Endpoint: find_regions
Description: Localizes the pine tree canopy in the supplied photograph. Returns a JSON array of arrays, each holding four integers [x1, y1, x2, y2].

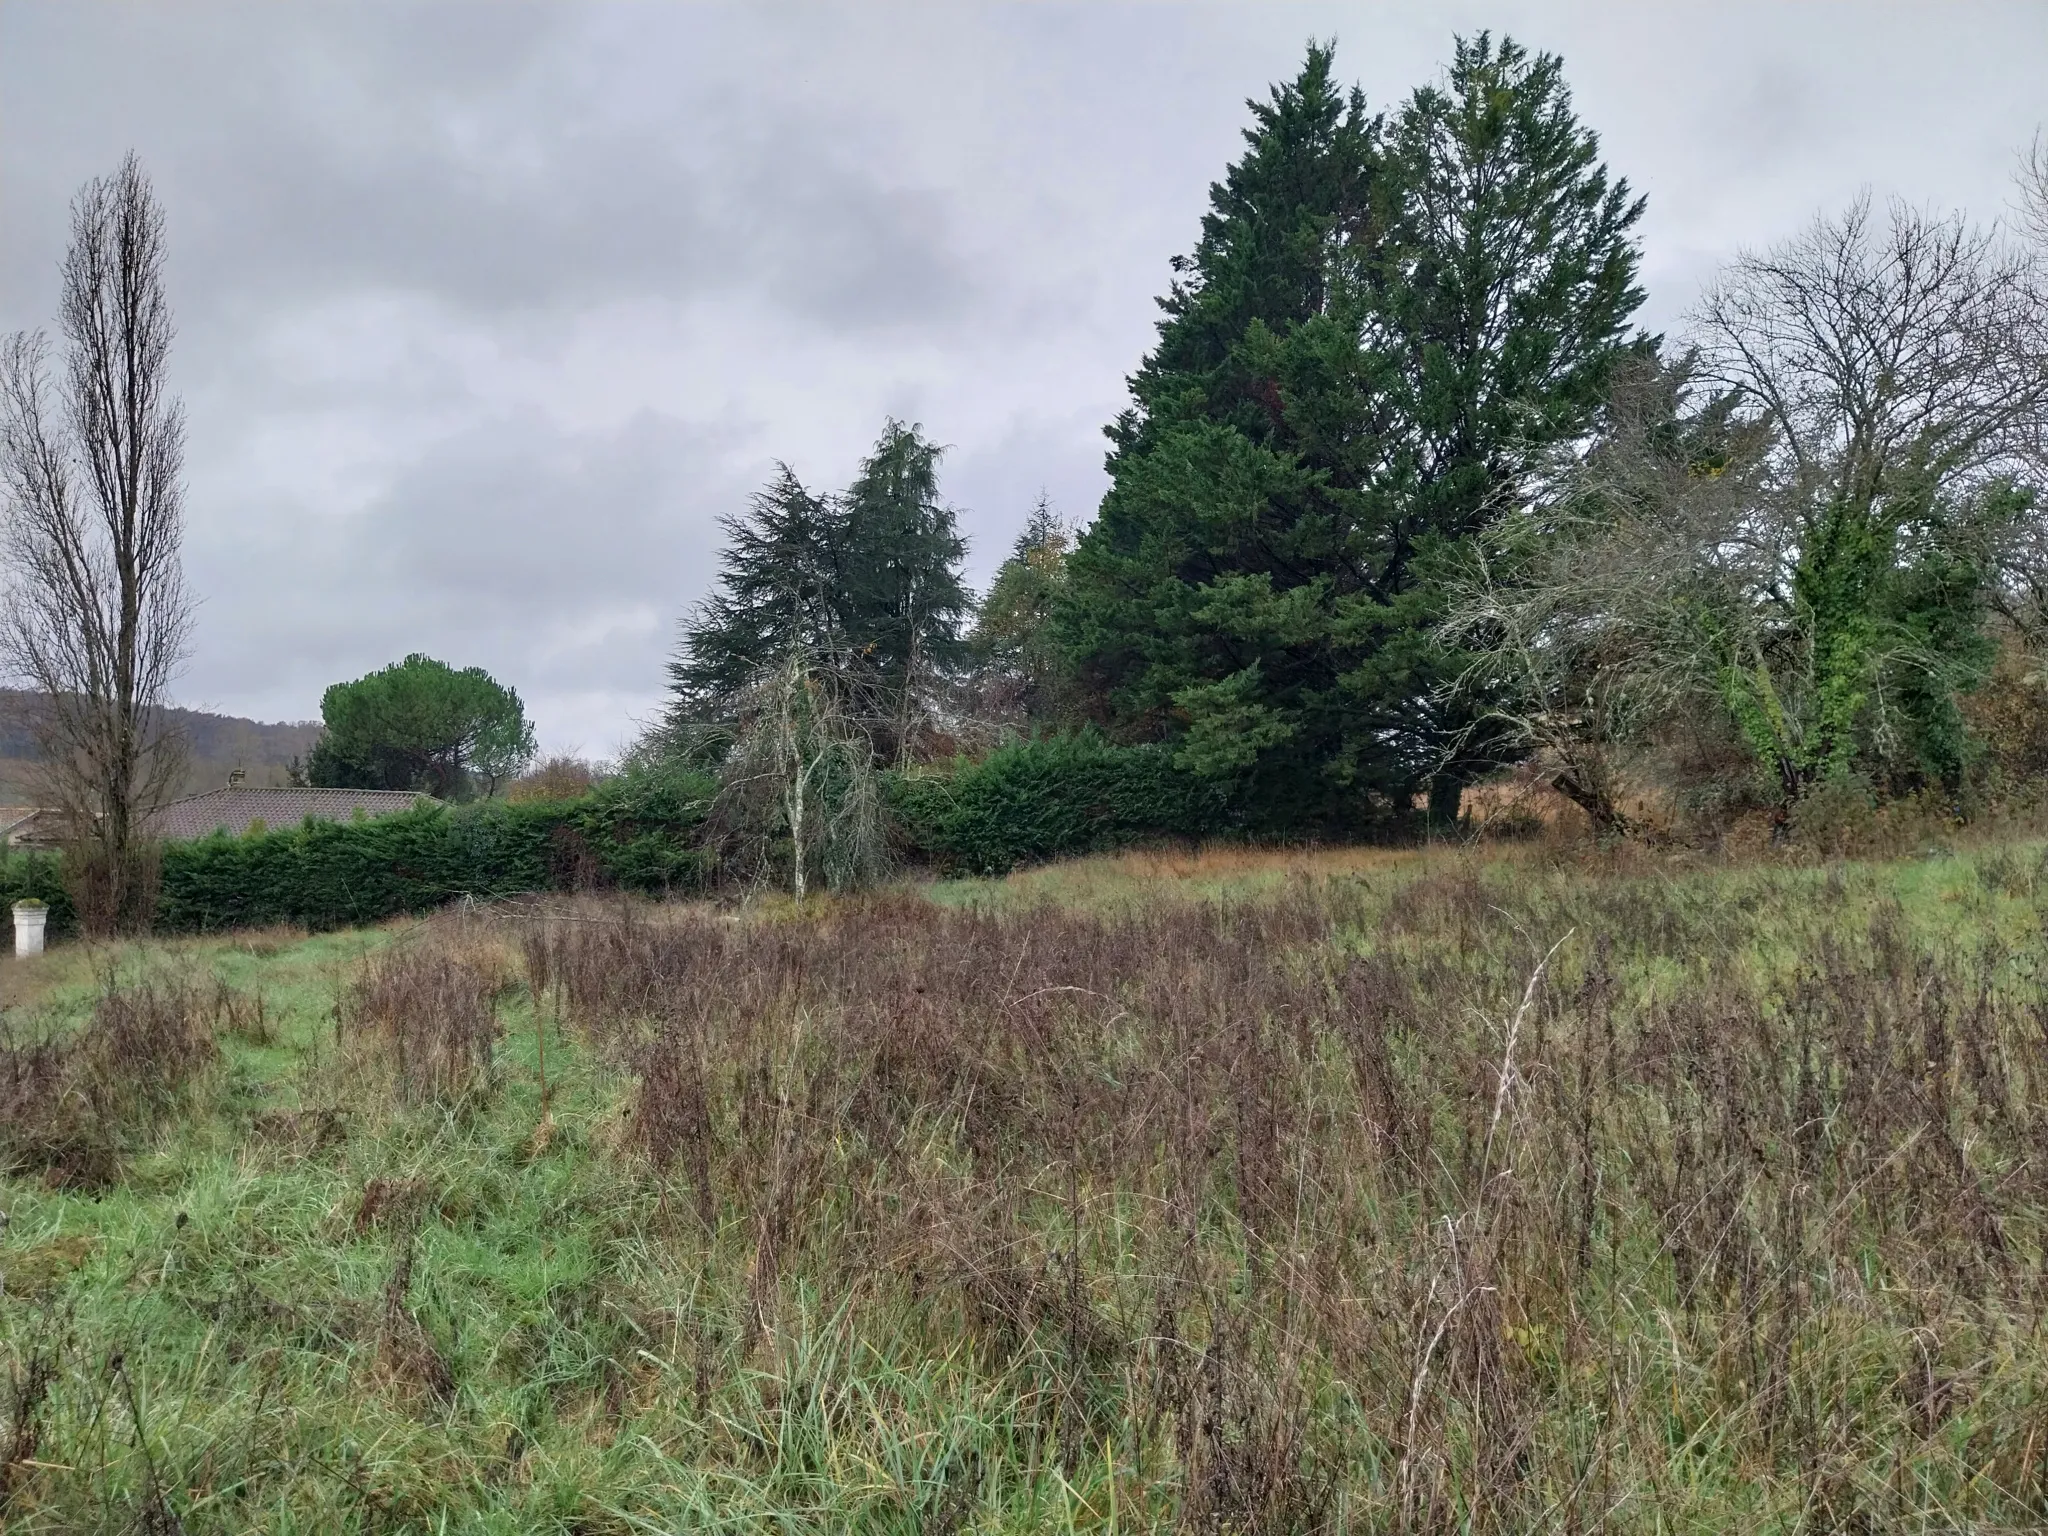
[[668, 465, 841, 719], [308, 653, 536, 801], [1057, 36, 1646, 830], [838, 419, 972, 699], [667, 421, 970, 759]]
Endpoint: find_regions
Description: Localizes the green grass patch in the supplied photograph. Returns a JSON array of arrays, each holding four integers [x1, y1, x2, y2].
[[4, 844, 2048, 1530]]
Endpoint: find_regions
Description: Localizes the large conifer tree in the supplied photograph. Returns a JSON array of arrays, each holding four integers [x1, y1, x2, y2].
[[1370, 33, 1647, 815], [837, 420, 972, 757], [1058, 37, 1644, 827], [1057, 44, 1396, 828], [666, 421, 969, 763], [667, 465, 841, 721]]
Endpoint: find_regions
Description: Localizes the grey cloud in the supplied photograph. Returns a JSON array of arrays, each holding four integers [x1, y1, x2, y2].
[[184, 107, 977, 328], [186, 409, 752, 735], [4, 6, 982, 336], [4, 2, 2044, 750], [943, 409, 1115, 586]]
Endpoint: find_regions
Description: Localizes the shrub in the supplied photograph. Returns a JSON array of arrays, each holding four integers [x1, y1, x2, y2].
[[890, 732, 1233, 875], [346, 944, 504, 1106], [570, 763, 720, 894], [0, 973, 216, 1188], [506, 754, 600, 804], [1963, 635, 2048, 792], [0, 851, 72, 935]]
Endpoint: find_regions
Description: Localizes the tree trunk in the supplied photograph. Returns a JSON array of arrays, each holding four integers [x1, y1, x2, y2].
[[1548, 770, 1636, 840], [1427, 776, 1464, 826]]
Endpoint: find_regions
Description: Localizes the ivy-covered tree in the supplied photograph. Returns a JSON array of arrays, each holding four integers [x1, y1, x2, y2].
[[1057, 37, 1646, 829], [308, 653, 536, 800], [1443, 197, 2048, 836], [1689, 197, 2048, 815]]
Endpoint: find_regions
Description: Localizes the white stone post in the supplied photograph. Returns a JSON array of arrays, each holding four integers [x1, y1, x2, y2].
[[12, 901, 48, 958]]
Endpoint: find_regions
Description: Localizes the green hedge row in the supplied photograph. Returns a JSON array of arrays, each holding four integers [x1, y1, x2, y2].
[[11, 740, 1225, 940], [890, 732, 1233, 876], [156, 769, 715, 933]]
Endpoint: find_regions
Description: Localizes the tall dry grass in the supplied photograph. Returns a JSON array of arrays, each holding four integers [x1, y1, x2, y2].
[[512, 862, 2048, 1530], [0, 971, 216, 1189], [4, 852, 2047, 1530]]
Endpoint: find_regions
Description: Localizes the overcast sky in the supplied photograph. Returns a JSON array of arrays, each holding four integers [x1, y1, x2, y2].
[[3, 2, 2044, 755]]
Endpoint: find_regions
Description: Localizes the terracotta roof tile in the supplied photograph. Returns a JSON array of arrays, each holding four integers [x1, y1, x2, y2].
[[146, 787, 434, 842]]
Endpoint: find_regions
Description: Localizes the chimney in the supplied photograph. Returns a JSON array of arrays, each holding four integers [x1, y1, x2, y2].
[[228, 767, 247, 789]]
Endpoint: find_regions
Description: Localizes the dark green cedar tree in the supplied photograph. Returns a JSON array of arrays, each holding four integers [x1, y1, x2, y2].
[[837, 420, 972, 759], [1057, 43, 1394, 830], [666, 421, 970, 762], [667, 464, 841, 720]]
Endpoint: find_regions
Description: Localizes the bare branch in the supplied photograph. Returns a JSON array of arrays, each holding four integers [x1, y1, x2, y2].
[[2018, 130, 2048, 250], [0, 154, 191, 930]]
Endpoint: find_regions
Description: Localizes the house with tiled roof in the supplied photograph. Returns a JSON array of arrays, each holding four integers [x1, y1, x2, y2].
[[145, 780, 435, 841], [0, 806, 52, 847]]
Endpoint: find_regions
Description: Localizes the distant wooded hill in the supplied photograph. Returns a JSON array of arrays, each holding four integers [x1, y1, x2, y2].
[[0, 690, 322, 804]]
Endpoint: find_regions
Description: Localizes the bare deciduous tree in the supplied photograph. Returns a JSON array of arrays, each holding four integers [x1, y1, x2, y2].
[[0, 155, 192, 930], [1998, 132, 2048, 642], [1695, 193, 2048, 517], [1440, 355, 1770, 835], [704, 643, 889, 904], [1446, 196, 2048, 833], [2019, 130, 2048, 249]]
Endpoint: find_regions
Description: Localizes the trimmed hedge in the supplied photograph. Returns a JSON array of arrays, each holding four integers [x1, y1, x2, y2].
[[156, 769, 715, 933], [891, 732, 1232, 876], [12, 741, 1230, 937]]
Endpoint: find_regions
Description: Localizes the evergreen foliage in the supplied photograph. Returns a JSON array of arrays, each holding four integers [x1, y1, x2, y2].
[[1057, 38, 1645, 829], [667, 466, 840, 718], [839, 421, 972, 758], [890, 733, 1230, 875], [668, 420, 969, 764], [969, 496, 1076, 723], [1057, 44, 1390, 829], [1719, 482, 2020, 807], [154, 765, 714, 932], [1369, 33, 1648, 813], [308, 654, 536, 801]]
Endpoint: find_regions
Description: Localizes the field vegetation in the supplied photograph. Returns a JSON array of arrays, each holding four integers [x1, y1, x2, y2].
[[2, 33, 2047, 1536], [6, 838, 2048, 1532]]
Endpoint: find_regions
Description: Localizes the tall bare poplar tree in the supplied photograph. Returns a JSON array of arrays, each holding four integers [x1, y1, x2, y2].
[[0, 154, 192, 930]]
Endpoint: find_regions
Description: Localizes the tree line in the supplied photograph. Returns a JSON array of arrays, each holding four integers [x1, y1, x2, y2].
[[6, 38, 2047, 926], [669, 36, 2048, 878]]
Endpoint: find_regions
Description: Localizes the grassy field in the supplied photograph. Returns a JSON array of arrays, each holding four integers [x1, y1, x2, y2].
[[4, 839, 2048, 1532]]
